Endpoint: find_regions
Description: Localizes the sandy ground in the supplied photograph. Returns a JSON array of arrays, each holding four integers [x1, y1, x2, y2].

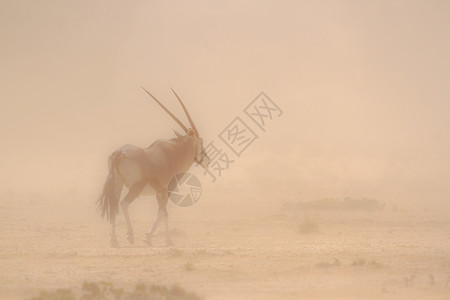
[[1, 190, 449, 300]]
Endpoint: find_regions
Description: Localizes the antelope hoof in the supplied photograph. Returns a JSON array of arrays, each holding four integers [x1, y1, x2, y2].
[[111, 239, 119, 248], [144, 235, 153, 247], [127, 233, 134, 245]]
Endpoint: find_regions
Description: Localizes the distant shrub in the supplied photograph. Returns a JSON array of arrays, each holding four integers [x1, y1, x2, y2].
[[29, 288, 76, 300], [183, 262, 196, 272], [351, 258, 366, 266], [297, 214, 318, 234], [315, 258, 340, 268], [28, 281, 202, 300], [284, 197, 385, 211], [351, 258, 381, 268]]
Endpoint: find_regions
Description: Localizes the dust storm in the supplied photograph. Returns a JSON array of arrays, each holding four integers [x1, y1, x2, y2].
[[1, 1, 450, 299]]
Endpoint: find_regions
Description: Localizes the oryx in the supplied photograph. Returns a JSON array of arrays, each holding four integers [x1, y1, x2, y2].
[[98, 87, 210, 247]]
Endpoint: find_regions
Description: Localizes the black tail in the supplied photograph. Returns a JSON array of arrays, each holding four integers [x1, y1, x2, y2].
[[97, 150, 122, 221]]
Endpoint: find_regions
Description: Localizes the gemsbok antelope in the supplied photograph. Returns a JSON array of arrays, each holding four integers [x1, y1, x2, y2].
[[98, 87, 210, 247]]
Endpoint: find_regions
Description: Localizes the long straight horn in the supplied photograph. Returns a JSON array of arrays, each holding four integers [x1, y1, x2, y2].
[[170, 88, 198, 135], [141, 87, 188, 133]]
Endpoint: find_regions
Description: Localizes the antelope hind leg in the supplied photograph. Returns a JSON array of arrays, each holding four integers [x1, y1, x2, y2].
[[110, 215, 119, 248], [121, 182, 146, 244]]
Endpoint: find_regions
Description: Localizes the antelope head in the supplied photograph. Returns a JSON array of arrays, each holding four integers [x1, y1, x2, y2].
[[141, 87, 210, 170]]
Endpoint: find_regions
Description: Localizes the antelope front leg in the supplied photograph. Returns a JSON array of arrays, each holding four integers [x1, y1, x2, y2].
[[110, 214, 119, 248], [144, 209, 164, 246], [164, 212, 173, 246], [145, 189, 172, 246], [160, 189, 173, 246]]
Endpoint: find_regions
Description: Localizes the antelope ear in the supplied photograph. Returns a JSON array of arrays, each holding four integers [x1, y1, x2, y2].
[[173, 129, 184, 138], [187, 129, 195, 136]]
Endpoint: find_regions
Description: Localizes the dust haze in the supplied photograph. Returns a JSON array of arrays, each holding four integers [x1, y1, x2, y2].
[[1, 1, 449, 299]]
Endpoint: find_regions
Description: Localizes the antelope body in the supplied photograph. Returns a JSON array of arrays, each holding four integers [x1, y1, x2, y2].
[[98, 88, 209, 247]]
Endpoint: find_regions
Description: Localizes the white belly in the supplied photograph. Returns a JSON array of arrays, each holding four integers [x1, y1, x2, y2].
[[116, 158, 157, 196]]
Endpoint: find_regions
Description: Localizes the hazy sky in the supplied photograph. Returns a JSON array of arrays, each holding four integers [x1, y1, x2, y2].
[[1, 1, 449, 207]]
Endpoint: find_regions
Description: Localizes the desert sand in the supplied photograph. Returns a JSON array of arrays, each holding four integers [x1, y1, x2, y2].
[[1, 189, 449, 299]]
